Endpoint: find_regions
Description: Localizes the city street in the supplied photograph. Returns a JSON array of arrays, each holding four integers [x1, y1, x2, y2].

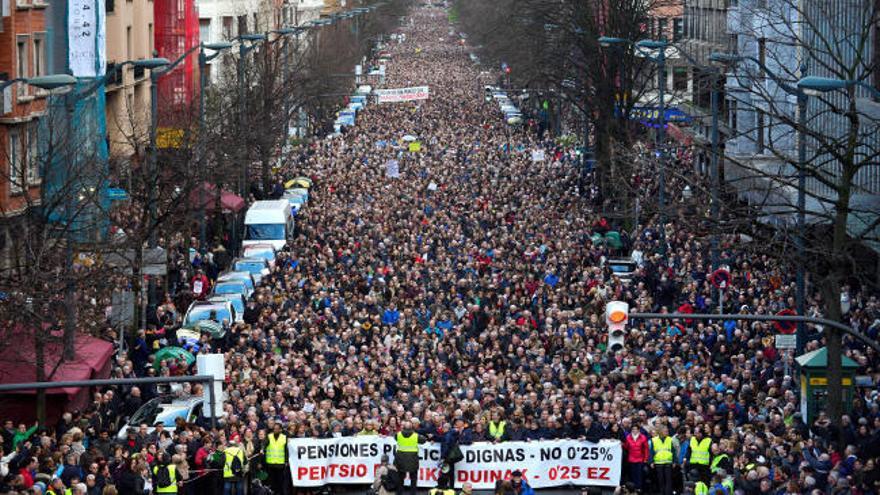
[[1, 0, 879, 494]]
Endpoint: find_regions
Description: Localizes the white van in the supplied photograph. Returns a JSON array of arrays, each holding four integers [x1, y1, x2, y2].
[[243, 200, 294, 251]]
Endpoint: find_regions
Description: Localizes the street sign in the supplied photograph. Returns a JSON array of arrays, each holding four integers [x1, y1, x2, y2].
[[711, 268, 731, 290], [775, 309, 797, 334], [775, 334, 797, 349]]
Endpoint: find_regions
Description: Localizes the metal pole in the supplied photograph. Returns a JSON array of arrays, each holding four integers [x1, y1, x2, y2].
[[796, 93, 807, 355], [710, 78, 720, 270], [198, 45, 208, 251], [628, 312, 880, 353], [238, 43, 248, 201], [64, 97, 78, 361], [147, 73, 159, 322], [656, 49, 667, 257], [0, 375, 212, 392]]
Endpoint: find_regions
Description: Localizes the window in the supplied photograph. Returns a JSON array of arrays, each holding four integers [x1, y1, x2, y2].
[[673, 67, 688, 91], [32, 35, 45, 77], [148, 24, 154, 55], [756, 109, 765, 153], [16, 37, 28, 97], [199, 19, 211, 44], [126, 26, 132, 60], [673, 18, 684, 41], [26, 123, 38, 184], [657, 18, 667, 40], [8, 129, 21, 194], [106, 0, 114, 13], [223, 17, 233, 39], [238, 15, 247, 35]]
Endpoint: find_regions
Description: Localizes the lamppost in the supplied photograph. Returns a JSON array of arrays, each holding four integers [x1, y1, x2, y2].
[[711, 52, 809, 354], [0, 74, 75, 92], [197, 42, 234, 250], [599, 36, 669, 256]]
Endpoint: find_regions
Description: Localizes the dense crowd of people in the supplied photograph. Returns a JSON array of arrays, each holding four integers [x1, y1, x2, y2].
[[2, 3, 880, 495]]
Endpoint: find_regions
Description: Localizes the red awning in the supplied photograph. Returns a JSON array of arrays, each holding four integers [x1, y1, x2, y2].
[[667, 123, 694, 146], [189, 182, 246, 213]]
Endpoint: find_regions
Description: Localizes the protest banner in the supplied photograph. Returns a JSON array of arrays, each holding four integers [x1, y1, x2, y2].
[[375, 86, 431, 103], [287, 437, 621, 489], [385, 160, 400, 178], [409, 142, 422, 152], [531, 150, 546, 162]]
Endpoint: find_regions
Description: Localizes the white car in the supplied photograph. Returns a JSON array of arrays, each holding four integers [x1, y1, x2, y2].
[[182, 300, 236, 331], [116, 397, 204, 441], [241, 243, 277, 269]]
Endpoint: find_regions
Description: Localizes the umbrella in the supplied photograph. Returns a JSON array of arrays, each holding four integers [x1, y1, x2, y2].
[[284, 177, 312, 189], [190, 320, 225, 339], [153, 346, 195, 369], [402, 135, 417, 142]]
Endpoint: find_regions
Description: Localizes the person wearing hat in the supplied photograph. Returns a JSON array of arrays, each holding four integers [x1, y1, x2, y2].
[[509, 470, 534, 495], [265, 422, 289, 495]]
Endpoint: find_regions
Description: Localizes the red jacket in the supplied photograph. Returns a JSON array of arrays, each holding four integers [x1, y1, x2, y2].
[[624, 433, 650, 463], [191, 274, 209, 300]]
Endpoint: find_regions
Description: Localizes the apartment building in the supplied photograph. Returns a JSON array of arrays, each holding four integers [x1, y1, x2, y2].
[[198, 0, 323, 83], [0, 0, 49, 264], [104, 0, 154, 158]]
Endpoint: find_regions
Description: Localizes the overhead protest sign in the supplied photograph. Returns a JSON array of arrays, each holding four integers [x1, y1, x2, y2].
[[287, 437, 621, 489], [385, 159, 400, 178], [375, 86, 431, 103]]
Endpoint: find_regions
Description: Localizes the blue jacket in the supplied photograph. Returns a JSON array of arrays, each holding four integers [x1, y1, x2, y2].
[[440, 428, 473, 460], [514, 479, 535, 495]]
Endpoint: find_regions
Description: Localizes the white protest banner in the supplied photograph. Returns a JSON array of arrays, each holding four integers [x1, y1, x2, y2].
[[385, 159, 400, 178], [69, 0, 106, 78], [374, 86, 431, 104], [288, 437, 621, 489], [531, 150, 546, 162]]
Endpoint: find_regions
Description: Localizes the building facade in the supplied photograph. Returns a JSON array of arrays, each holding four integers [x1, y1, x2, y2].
[[0, 0, 49, 265], [104, 0, 154, 159]]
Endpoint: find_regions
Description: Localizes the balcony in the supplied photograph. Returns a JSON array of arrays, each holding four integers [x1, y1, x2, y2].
[[105, 63, 121, 87]]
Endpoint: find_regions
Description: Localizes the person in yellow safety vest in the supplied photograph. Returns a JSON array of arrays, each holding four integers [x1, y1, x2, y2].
[[687, 428, 712, 483], [695, 481, 709, 495], [46, 477, 66, 495], [650, 425, 676, 495], [709, 441, 732, 475], [265, 423, 289, 495], [428, 488, 456, 495], [153, 460, 178, 494], [395, 420, 425, 495], [222, 440, 246, 495], [488, 411, 506, 442]]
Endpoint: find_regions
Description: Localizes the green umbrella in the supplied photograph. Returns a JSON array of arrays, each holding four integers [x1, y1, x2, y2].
[[190, 320, 225, 339], [153, 346, 195, 369], [604, 231, 623, 250]]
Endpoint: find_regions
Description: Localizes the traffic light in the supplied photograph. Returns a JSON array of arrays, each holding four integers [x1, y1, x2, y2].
[[605, 301, 629, 352]]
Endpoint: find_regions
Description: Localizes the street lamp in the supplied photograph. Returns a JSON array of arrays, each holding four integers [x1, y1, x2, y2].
[[0, 74, 76, 92], [712, 51, 809, 353], [796, 76, 880, 98], [598, 36, 670, 256]]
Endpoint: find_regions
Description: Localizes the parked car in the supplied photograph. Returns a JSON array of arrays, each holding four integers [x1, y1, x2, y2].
[[116, 397, 204, 441], [241, 243, 277, 269], [232, 257, 271, 285], [606, 258, 638, 283], [217, 271, 256, 296], [182, 300, 236, 333], [208, 294, 245, 323]]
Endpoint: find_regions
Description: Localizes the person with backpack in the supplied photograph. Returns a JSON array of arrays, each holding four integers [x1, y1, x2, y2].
[[221, 439, 246, 495], [152, 452, 178, 494], [372, 454, 398, 495]]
